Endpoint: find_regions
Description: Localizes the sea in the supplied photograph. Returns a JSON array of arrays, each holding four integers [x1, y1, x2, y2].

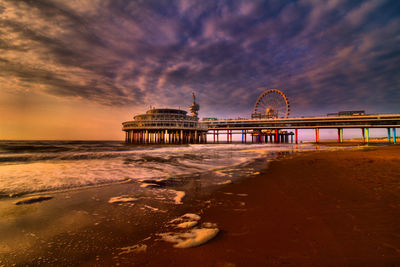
[[0, 140, 320, 198], [0, 140, 329, 265]]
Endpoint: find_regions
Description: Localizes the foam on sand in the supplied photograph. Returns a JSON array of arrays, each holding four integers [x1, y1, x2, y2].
[[108, 196, 138, 204], [118, 244, 147, 255], [177, 221, 198, 228], [217, 179, 232, 185], [169, 213, 201, 223], [173, 191, 185, 204], [15, 195, 53, 205], [159, 228, 219, 248], [160, 213, 218, 248]]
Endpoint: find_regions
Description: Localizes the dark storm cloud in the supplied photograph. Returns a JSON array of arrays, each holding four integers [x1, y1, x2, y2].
[[0, 0, 399, 115]]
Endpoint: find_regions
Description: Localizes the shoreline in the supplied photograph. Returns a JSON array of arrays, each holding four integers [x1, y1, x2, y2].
[[1, 144, 400, 266]]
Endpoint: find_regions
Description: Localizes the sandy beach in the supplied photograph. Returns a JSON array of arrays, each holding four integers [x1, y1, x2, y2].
[[126, 144, 400, 266], [1, 144, 400, 266]]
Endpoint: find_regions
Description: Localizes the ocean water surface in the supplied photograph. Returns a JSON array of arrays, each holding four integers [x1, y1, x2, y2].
[[0, 140, 318, 197]]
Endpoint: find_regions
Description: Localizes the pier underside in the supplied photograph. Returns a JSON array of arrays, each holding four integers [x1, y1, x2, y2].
[[124, 129, 207, 144]]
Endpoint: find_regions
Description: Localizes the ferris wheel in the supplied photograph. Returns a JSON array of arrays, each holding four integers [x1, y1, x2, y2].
[[251, 89, 290, 119]]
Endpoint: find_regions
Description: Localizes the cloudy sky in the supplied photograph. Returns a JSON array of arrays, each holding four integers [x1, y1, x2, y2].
[[0, 0, 399, 139]]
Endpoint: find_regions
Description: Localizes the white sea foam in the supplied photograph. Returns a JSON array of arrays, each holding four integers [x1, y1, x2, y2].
[[159, 228, 219, 248], [173, 191, 185, 204], [169, 213, 201, 224], [161, 213, 218, 247], [217, 179, 232, 185], [177, 221, 198, 228], [182, 213, 201, 220], [108, 196, 138, 204], [118, 244, 147, 255]]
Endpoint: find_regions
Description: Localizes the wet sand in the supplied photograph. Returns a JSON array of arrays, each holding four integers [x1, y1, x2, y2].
[[130, 145, 400, 266], [1, 145, 400, 266]]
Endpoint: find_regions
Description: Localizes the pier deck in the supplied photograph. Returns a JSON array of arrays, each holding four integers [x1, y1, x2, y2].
[[201, 114, 400, 143]]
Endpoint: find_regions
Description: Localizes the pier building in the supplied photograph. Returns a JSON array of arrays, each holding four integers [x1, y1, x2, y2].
[[122, 94, 207, 144]]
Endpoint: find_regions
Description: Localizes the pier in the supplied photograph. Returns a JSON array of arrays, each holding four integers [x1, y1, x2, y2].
[[123, 90, 399, 144], [201, 113, 400, 144]]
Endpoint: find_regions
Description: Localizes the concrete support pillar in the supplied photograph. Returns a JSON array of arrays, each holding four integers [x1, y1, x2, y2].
[[338, 128, 343, 143], [393, 128, 397, 144], [244, 130, 247, 143], [145, 130, 149, 144], [315, 128, 320, 143], [388, 128, 392, 143], [180, 130, 183, 144], [217, 130, 219, 143], [213, 130, 215, 143], [295, 129, 298, 144], [366, 128, 369, 143], [195, 130, 198, 144], [275, 129, 279, 143], [362, 128, 365, 144]]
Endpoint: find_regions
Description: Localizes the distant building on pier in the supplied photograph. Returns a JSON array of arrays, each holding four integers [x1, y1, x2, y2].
[[122, 94, 208, 144]]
